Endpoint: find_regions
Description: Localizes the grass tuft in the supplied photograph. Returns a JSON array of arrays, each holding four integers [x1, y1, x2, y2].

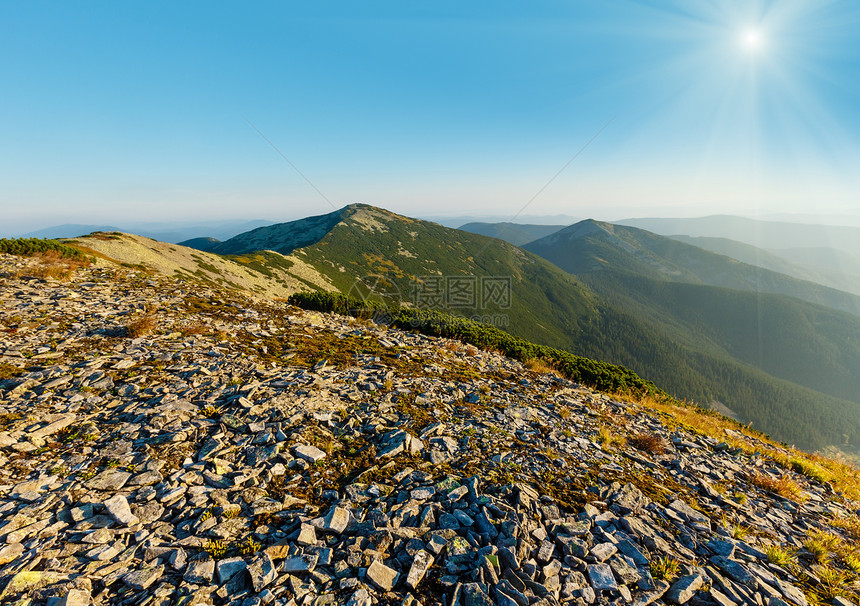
[[831, 515, 860, 541], [750, 471, 806, 502], [204, 539, 227, 559], [765, 544, 796, 569], [804, 531, 841, 564], [815, 565, 850, 600], [627, 432, 666, 454], [524, 357, 557, 374], [127, 314, 157, 338], [200, 405, 220, 419], [597, 425, 626, 449], [650, 556, 680, 581]]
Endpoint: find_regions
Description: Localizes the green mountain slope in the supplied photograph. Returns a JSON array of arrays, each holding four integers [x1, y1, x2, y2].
[[524, 220, 860, 316], [216, 205, 605, 350], [210, 208, 347, 256], [458, 222, 565, 246], [210, 205, 860, 452], [579, 270, 860, 406]]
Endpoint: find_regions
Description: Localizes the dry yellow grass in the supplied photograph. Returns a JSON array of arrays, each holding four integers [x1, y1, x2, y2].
[[831, 515, 860, 542], [18, 251, 91, 281], [179, 322, 208, 336], [597, 425, 626, 449], [126, 314, 157, 338], [621, 393, 860, 502], [524, 357, 558, 375], [750, 471, 806, 502]]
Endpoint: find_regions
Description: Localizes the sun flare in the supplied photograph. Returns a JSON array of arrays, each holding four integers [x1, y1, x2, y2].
[[741, 28, 765, 53]]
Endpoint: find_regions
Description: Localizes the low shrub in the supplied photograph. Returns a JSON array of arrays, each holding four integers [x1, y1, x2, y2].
[[0, 238, 89, 259], [287, 291, 668, 400]]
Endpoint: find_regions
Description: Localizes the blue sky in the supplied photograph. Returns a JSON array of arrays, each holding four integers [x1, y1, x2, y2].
[[2, 0, 860, 234]]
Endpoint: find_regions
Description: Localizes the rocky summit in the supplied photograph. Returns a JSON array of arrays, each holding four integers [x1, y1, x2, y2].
[[0, 252, 859, 606]]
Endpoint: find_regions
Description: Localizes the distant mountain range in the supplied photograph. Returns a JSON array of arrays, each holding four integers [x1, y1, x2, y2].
[[668, 235, 860, 297], [617, 215, 860, 289], [459, 216, 860, 298], [175, 204, 860, 453], [420, 213, 581, 228], [458, 222, 566, 246], [616, 215, 860, 254]]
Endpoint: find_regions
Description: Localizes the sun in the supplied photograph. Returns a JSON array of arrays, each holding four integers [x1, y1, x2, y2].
[[740, 28, 765, 53]]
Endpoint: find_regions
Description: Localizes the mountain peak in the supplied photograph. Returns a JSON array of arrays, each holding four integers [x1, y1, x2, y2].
[[530, 219, 614, 246], [201, 204, 425, 256]]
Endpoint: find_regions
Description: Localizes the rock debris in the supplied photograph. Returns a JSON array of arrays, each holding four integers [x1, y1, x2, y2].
[[0, 254, 857, 606]]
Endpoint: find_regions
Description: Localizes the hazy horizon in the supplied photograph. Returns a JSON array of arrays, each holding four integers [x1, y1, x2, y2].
[[11, 205, 860, 243], [3, 1, 859, 234]]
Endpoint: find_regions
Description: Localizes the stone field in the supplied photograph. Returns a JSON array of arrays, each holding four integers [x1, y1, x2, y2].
[[0, 254, 858, 606]]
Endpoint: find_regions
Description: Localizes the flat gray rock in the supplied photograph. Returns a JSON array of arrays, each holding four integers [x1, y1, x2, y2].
[[292, 444, 326, 463], [366, 559, 398, 591], [247, 553, 277, 592], [184, 559, 215, 585], [103, 494, 139, 526], [405, 549, 434, 589], [123, 565, 164, 590], [346, 588, 372, 606], [710, 555, 757, 587], [216, 557, 247, 585], [461, 583, 494, 606], [590, 542, 618, 562], [588, 562, 618, 591], [57, 589, 90, 606], [85, 469, 131, 491], [322, 506, 350, 534], [283, 554, 318, 573], [666, 574, 705, 605]]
